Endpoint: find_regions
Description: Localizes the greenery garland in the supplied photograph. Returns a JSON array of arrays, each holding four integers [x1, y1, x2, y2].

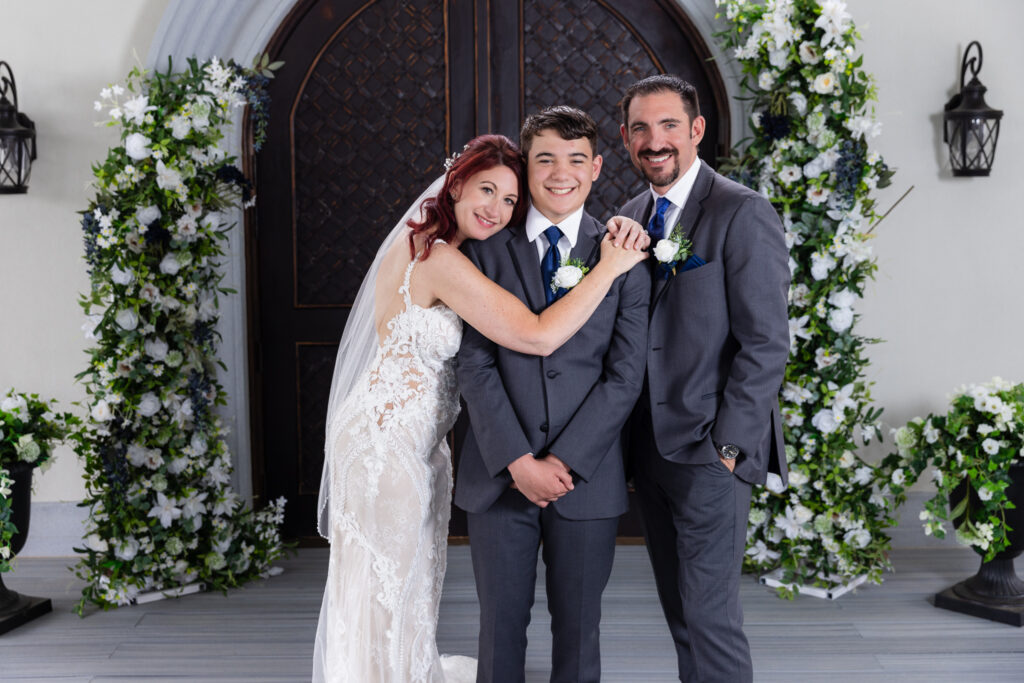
[[715, 0, 897, 595], [74, 56, 285, 612], [1, 390, 78, 572]]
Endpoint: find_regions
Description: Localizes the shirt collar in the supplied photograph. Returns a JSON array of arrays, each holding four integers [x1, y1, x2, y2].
[[649, 156, 701, 211], [524, 203, 584, 247]]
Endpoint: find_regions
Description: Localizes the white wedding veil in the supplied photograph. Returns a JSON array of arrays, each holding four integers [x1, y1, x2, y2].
[[317, 174, 446, 539]]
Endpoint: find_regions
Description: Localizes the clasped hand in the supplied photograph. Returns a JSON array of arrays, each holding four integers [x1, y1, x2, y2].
[[508, 453, 574, 508]]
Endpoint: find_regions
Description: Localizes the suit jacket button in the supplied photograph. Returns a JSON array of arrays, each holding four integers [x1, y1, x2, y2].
[[539, 422, 549, 433], [651, 346, 662, 351], [546, 370, 559, 379]]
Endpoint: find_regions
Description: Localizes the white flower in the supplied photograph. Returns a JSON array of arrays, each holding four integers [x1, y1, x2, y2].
[[197, 292, 218, 322], [788, 91, 808, 117], [126, 444, 149, 467], [845, 114, 882, 140], [843, 528, 871, 549], [122, 95, 156, 125], [978, 486, 994, 502], [91, 400, 113, 422], [148, 492, 183, 529], [788, 469, 809, 487], [838, 451, 857, 469], [778, 165, 802, 185], [806, 186, 832, 206], [793, 505, 814, 525], [138, 392, 161, 417], [85, 533, 109, 553], [852, 466, 873, 486], [811, 408, 841, 435], [110, 265, 134, 286], [788, 315, 812, 351], [552, 265, 584, 291], [144, 338, 169, 362], [136, 204, 161, 227], [827, 289, 856, 309], [746, 539, 780, 564], [982, 438, 1001, 455], [922, 421, 940, 444], [190, 432, 208, 456], [124, 133, 152, 161], [782, 382, 812, 405], [810, 251, 836, 280], [1, 394, 27, 415], [114, 537, 140, 561], [15, 434, 41, 462], [827, 306, 853, 333], [764, 472, 787, 494], [159, 253, 181, 276], [811, 72, 837, 95], [815, 0, 852, 47], [115, 309, 139, 331], [789, 283, 810, 307], [891, 468, 906, 486], [758, 70, 776, 90], [181, 491, 209, 519], [168, 114, 192, 140], [798, 41, 821, 65], [653, 239, 680, 263], [155, 160, 184, 192], [139, 282, 162, 303]]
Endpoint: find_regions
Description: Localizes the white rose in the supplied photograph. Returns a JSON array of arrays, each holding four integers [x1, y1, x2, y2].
[[793, 505, 814, 525], [115, 309, 138, 331], [811, 408, 841, 434], [85, 533, 109, 553], [135, 204, 161, 227], [828, 289, 857, 309], [114, 537, 140, 561], [653, 239, 679, 263], [764, 472, 787, 494], [138, 392, 161, 417], [190, 432, 209, 456], [789, 91, 808, 116], [827, 307, 854, 333], [91, 400, 113, 422], [144, 338, 169, 362], [552, 265, 584, 290], [124, 133, 152, 161], [168, 115, 192, 140], [812, 73, 837, 95], [798, 41, 821, 65], [838, 451, 857, 469], [159, 253, 181, 276], [843, 528, 871, 549], [1, 395, 27, 415], [110, 265, 135, 286], [788, 469, 809, 487]]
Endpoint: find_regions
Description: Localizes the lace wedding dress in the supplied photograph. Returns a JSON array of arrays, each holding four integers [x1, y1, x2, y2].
[[312, 246, 476, 682]]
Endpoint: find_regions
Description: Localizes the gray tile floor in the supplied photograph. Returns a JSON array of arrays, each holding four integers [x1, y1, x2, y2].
[[1, 546, 1022, 681]]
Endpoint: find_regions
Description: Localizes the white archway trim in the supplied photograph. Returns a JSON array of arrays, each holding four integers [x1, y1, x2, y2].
[[147, 0, 300, 500]]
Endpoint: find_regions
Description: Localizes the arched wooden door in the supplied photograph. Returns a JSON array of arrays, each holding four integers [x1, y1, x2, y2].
[[250, 0, 729, 541]]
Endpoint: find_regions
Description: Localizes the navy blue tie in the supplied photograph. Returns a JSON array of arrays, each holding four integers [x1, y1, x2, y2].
[[541, 225, 564, 305], [647, 196, 672, 241]]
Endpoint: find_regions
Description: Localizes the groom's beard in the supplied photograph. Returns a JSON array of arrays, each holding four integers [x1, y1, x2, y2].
[[639, 147, 680, 189]]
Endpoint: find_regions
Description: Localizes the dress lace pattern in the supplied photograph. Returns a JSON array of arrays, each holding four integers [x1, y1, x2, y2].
[[313, 248, 473, 682]]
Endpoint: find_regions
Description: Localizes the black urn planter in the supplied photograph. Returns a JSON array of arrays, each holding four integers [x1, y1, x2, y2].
[[934, 461, 1024, 626], [0, 461, 52, 635]]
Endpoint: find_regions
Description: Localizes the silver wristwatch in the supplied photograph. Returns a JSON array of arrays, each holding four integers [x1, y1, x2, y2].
[[716, 443, 740, 460]]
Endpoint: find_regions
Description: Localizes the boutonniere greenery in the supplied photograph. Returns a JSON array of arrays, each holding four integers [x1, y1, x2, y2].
[[652, 222, 693, 278], [550, 257, 590, 294]]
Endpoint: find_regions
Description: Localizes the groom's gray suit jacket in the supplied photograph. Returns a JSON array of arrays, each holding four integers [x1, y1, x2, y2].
[[454, 212, 650, 519], [621, 161, 790, 486]]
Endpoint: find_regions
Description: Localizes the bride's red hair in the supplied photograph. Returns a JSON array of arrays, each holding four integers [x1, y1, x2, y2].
[[407, 134, 527, 259]]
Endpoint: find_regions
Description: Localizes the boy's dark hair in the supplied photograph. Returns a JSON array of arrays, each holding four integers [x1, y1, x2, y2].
[[620, 74, 700, 126], [520, 105, 599, 156]]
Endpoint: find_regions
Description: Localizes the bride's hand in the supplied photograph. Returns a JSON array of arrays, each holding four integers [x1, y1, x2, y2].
[[606, 216, 651, 251], [600, 230, 649, 275]]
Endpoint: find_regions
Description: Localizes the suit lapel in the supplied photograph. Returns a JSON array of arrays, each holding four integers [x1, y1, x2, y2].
[[505, 225, 546, 312], [573, 213, 602, 269], [650, 161, 715, 314]]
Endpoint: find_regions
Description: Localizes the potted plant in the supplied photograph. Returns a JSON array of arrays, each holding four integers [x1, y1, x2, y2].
[[880, 377, 1024, 625], [0, 389, 78, 634]]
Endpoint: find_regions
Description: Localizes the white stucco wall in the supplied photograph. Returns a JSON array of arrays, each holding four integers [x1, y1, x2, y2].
[[2, 0, 1023, 552], [0, 0, 170, 504]]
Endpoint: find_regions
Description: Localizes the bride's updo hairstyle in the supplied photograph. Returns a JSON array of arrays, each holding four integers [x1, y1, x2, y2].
[[407, 134, 527, 258]]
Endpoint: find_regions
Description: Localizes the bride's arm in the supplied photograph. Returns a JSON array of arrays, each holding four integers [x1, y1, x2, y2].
[[420, 236, 646, 356]]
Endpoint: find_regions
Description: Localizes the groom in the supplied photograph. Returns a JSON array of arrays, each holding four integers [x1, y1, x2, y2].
[[455, 106, 649, 683], [618, 75, 790, 682]]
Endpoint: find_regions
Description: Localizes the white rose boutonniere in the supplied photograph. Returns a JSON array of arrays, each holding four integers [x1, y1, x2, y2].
[[550, 257, 590, 295], [653, 222, 693, 279]]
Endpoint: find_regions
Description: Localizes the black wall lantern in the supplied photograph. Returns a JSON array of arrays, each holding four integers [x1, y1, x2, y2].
[[0, 61, 37, 193], [943, 41, 1002, 177]]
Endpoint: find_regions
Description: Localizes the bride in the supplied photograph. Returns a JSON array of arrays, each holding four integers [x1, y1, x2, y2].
[[312, 134, 648, 682]]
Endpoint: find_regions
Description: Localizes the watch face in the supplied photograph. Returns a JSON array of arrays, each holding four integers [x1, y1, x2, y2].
[[721, 444, 739, 459]]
